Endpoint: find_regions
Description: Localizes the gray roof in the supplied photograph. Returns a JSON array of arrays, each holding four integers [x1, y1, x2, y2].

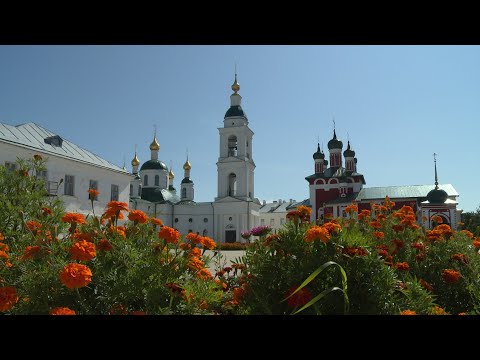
[[0, 122, 128, 174], [355, 184, 458, 201]]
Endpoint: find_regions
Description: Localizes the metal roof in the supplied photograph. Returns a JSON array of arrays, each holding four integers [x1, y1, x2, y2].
[[356, 184, 458, 201], [0, 122, 128, 174]]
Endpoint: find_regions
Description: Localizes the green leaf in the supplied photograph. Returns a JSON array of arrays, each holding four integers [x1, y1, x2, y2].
[[292, 287, 345, 315]]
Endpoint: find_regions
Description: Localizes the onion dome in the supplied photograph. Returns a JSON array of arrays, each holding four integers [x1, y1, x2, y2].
[[313, 143, 325, 160], [427, 187, 448, 204], [150, 135, 160, 151], [183, 159, 191, 171], [140, 159, 167, 171], [327, 129, 343, 150], [168, 169, 175, 180], [131, 153, 140, 167], [343, 141, 355, 157]]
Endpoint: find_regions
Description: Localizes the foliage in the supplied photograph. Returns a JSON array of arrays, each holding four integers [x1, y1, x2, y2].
[[461, 206, 480, 237], [0, 157, 231, 315]]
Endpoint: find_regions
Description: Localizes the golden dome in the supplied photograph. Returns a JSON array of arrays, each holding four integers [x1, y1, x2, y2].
[[168, 169, 175, 180], [150, 136, 160, 151], [131, 153, 140, 167], [183, 160, 191, 170], [231, 74, 240, 93]]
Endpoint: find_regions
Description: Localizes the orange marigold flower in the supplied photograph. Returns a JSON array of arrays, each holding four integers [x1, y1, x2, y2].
[[431, 215, 443, 224], [233, 286, 247, 302], [377, 249, 389, 258], [87, 188, 100, 199], [0, 286, 19, 312], [395, 262, 410, 271], [304, 226, 330, 243], [128, 210, 148, 224], [189, 247, 202, 258], [415, 253, 426, 262], [196, 268, 212, 280], [411, 242, 425, 251], [419, 279, 433, 292], [0, 250, 9, 260], [345, 204, 358, 214], [180, 243, 191, 251], [109, 303, 128, 315], [392, 224, 404, 233], [97, 239, 113, 252], [0, 243, 8, 252], [369, 220, 382, 229], [0, 233, 4, 241], [436, 224, 453, 238], [187, 257, 204, 271], [373, 231, 384, 239], [431, 306, 448, 315], [392, 239, 405, 249], [158, 226, 180, 244], [150, 217, 163, 226], [401, 215, 417, 227], [59, 263, 92, 289], [42, 207, 53, 216], [284, 286, 313, 308], [323, 222, 342, 235], [73, 232, 92, 242], [131, 311, 146, 315], [377, 214, 386, 222], [426, 229, 443, 242], [460, 230, 474, 239], [49, 307, 76, 315], [343, 247, 368, 257], [232, 263, 246, 271], [26, 220, 42, 234], [69, 240, 96, 261], [61, 213, 86, 224], [165, 282, 184, 294], [186, 232, 202, 245], [442, 269, 461, 284], [399, 205, 414, 215], [21, 245, 42, 260], [473, 240, 480, 248], [451, 253, 468, 264], [201, 236, 216, 250], [400, 310, 416, 315], [106, 201, 129, 213], [458, 312, 467, 315]]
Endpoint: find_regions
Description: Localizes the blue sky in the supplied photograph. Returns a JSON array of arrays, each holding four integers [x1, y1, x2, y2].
[[1, 45, 479, 212]]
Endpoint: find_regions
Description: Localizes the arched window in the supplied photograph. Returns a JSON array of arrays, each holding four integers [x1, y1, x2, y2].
[[144, 175, 148, 186], [181, 188, 187, 199], [138, 185, 141, 196], [228, 173, 237, 196], [228, 135, 238, 157], [154, 175, 159, 186]]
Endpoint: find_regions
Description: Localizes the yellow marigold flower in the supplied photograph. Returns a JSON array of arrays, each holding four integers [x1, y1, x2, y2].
[[59, 263, 92, 289], [304, 226, 330, 243], [400, 310, 416, 315], [128, 209, 148, 224], [50, 307, 76, 315], [61, 213, 86, 224], [158, 226, 180, 244], [0, 286, 19, 312], [69, 240, 96, 261]]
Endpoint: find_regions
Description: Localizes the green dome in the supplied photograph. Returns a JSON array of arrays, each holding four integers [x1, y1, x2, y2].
[[225, 105, 247, 119], [181, 177, 193, 184], [343, 141, 355, 157], [328, 130, 343, 150], [313, 144, 324, 160], [140, 159, 168, 171], [427, 187, 448, 204]]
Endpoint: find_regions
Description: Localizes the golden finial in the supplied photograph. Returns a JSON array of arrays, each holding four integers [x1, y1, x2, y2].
[[150, 125, 160, 151], [183, 159, 191, 171], [231, 65, 240, 93], [131, 145, 140, 166]]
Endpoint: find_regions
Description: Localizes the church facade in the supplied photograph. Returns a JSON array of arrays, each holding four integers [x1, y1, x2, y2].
[[306, 131, 462, 230], [129, 75, 261, 243]]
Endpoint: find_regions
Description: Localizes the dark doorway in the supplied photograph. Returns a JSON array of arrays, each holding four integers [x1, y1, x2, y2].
[[225, 230, 236, 243]]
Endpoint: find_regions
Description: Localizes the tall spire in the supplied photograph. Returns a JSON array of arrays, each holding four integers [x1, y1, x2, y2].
[[333, 116, 336, 139], [434, 153, 438, 189], [231, 66, 240, 94]]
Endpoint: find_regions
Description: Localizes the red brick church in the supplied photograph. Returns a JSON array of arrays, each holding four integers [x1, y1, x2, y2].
[[305, 129, 461, 230]]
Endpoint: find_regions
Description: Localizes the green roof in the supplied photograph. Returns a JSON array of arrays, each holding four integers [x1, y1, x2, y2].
[[141, 187, 180, 203], [225, 105, 247, 119], [140, 159, 168, 171], [356, 184, 458, 201]]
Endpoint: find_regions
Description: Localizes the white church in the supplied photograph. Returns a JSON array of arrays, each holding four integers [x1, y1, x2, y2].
[[129, 75, 262, 243]]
